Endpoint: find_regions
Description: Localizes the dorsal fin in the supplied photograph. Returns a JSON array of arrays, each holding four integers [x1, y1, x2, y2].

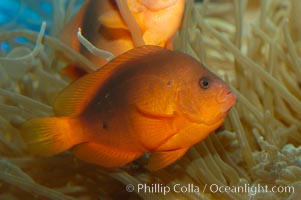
[[54, 45, 168, 116]]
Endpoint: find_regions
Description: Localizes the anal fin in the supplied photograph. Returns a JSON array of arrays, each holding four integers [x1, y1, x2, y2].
[[72, 142, 142, 168], [147, 147, 189, 171]]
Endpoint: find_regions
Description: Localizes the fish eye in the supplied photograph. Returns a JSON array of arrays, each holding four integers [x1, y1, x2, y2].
[[199, 77, 210, 89]]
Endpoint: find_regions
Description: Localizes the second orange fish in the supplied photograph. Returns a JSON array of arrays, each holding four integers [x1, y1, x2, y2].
[[60, 0, 185, 66]]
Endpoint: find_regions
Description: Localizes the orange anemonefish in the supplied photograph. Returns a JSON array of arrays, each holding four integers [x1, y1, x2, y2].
[[60, 0, 185, 78], [22, 45, 236, 170]]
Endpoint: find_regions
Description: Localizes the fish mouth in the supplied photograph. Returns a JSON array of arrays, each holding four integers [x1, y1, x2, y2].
[[177, 88, 236, 126], [139, 0, 178, 11], [216, 89, 236, 113]]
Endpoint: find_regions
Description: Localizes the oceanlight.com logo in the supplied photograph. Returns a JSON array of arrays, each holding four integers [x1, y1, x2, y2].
[[125, 183, 295, 196], [208, 184, 295, 196]]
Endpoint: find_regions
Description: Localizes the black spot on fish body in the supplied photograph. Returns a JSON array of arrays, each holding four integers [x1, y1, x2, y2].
[[102, 121, 108, 130], [166, 80, 172, 88]]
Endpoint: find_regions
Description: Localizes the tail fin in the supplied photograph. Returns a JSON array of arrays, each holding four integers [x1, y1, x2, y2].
[[21, 117, 83, 156]]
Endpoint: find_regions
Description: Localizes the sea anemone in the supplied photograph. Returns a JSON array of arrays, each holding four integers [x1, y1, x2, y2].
[[0, 0, 300, 199]]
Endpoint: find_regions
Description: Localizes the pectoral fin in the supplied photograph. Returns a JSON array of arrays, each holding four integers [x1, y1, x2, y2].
[[72, 142, 142, 168], [147, 148, 189, 171], [129, 110, 177, 151], [130, 75, 178, 117]]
